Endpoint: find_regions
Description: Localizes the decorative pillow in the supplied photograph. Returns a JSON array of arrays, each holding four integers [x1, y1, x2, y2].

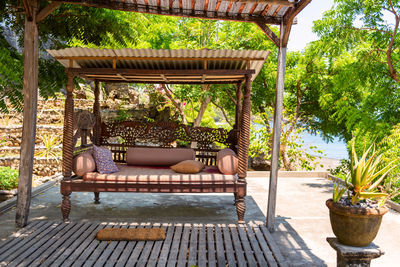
[[216, 148, 238, 175], [92, 145, 119, 174], [171, 160, 205, 174], [73, 150, 96, 177], [126, 147, 195, 166]]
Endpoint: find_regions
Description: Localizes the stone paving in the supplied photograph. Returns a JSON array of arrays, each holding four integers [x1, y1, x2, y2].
[[1, 176, 399, 266]]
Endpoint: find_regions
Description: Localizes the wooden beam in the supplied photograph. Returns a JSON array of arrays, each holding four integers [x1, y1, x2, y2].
[[93, 80, 101, 145], [266, 23, 287, 232], [92, 79, 242, 85], [67, 68, 256, 75], [36, 1, 62, 23], [112, 58, 117, 69], [55, 56, 267, 61], [281, 0, 311, 47], [60, 0, 283, 24], [161, 74, 170, 83], [16, 0, 39, 228], [256, 21, 280, 47]]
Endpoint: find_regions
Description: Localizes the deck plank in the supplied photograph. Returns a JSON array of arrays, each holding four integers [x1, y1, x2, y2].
[[93, 223, 127, 267], [221, 224, 236, 267], [47, 222, 97, 267], [176, 223, 191, 267], [43, 223, 104, 267], [258, 223, 288, 267], [6, 222, 68, 267], [80, 223, 118, 267], [125, 223, 152, 266], [229, 224, 247, 267], [13, 222, 76, 267], [206, 224, 217, 267], [0, 222, 58, 264], [198, 224, 207, 267], [214, 224, 226, 267], [237, 224, 260, 266], [137, 223, 162, 267], [249, 222, 277, 266], [114, 223, 145, 267], [0, 221, 286, 266], [0, 221, 43, 255], [187, 223, 198, 266], [156, 223, 174, 267], [0, 221, 52, 262], [104, 223, 138, 267], [146, 223, 167, 267], [166, 224, 182, 267]]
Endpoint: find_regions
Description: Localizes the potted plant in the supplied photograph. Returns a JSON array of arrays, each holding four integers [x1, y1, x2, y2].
[[326, 143, 396, 247]]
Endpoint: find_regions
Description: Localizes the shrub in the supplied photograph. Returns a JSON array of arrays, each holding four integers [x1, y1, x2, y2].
[[0, 167, 18, 190]]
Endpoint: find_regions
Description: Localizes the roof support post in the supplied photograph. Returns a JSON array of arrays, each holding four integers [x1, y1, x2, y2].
[[235, 82, 243, 130], [93, 80, 101, 145], [267, 23, 288, 232], [15, 0, 39, 228], [236, 74, 252, 223], [62, 73, 75, 180]]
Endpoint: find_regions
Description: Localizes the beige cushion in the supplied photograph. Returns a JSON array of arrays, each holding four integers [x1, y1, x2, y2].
[[171, 160, 205, 174], [217, 148, 238, 175], [126, 147, 195, 166], [73, 150, 96, 177]]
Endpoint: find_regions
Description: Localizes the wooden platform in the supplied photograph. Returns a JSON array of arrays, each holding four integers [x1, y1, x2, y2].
[[0, 221, 288, 267]]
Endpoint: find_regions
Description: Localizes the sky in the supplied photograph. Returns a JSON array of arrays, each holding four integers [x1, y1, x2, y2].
[[287, 0, 335, 51]]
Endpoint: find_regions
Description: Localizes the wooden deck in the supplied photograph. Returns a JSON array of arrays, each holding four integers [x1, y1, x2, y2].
[[0, 221, 287, 267]]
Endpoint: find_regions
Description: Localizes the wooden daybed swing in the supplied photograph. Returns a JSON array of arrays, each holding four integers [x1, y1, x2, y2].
[[48, 47, 270, 223]]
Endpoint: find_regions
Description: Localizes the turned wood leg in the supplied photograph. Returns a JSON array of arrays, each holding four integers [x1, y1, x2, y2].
[[233, 193, 238, 205], [94, 192, 100, 204], [61, 193, 71, 222], [236, 197, 246, 224]]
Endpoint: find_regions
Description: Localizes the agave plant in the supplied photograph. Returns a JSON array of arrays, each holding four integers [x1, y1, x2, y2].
[[333, 142, 396, 206], [35, 134, 62, 161]]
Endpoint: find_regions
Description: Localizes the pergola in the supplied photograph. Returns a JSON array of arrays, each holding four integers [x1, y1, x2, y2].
[[17, 0, 311, 231]]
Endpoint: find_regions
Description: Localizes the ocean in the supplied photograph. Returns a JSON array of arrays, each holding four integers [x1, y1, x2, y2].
[[300, 132, 348, 160]]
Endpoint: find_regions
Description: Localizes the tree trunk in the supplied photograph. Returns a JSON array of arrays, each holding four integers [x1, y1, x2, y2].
[[193, 84, 212, 127]]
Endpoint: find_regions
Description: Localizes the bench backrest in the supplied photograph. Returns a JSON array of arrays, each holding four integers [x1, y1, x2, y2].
[[99, 121, 238, 166]]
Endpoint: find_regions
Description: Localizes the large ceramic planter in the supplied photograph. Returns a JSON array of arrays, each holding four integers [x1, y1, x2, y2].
[[326, 199, 389, 247]]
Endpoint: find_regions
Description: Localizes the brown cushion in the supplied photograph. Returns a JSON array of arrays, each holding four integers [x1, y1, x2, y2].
[[73, 150, 96, 177], [126, 147, 195, 166], [170, 160, 205, 174], [217, 148, 238, 175]]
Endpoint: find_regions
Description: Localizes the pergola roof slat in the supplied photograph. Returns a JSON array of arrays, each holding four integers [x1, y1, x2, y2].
[[48, 47, 270, 84]]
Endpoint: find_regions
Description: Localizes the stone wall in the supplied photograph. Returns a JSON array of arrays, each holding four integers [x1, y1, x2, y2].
[[0, 125, 63, 147], [0, 157, 61, 177]]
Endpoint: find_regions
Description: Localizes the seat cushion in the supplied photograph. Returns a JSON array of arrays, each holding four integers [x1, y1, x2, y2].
[[93, 145, 119, 174], [83, 165, 236, 183], [73, 150, 96, 177], [126, 147, 195, 166], [217, 148, 238, 175], [171, 160, 205, 174]]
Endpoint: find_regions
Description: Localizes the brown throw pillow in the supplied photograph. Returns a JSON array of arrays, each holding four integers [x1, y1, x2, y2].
[[126, 147, 196, 166], [73, 150, 96, 177], [171, 160, 205, 174], [217, 148, 238, 175]]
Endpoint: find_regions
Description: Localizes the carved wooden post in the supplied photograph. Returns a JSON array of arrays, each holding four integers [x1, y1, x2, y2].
[[267, 23, 288, 232], [236, 74, 252, 223], [93, 80, 101, 146], [61, 72, 74, 221], [15, 0, 39, 228], [235, 82, 243, 129]]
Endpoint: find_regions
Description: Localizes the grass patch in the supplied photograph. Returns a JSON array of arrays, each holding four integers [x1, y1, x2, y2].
[[0, 166, 18, 190]]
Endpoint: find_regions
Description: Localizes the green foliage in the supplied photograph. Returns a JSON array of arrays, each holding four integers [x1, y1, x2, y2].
[[249, 110, 325, 171], [0, 166, 18, 190]]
